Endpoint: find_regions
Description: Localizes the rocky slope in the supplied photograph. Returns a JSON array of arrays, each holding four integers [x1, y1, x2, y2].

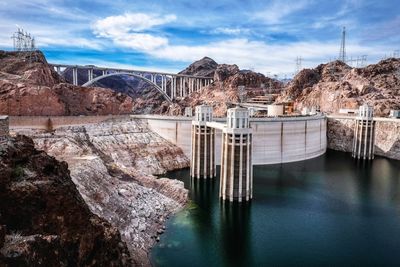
[[178, 57, 218, 77], [15, 117, 189, 266], [0, 135, 131, 266], [172, 63, 282, 116], [277, 59, 400, 116], [0, 51, 133, 115]]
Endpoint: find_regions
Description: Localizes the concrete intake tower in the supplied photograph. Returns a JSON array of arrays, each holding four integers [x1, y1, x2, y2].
[[219, 107, 253, 202], [352, 104, 375, 160], [190, 105, 216, 179]]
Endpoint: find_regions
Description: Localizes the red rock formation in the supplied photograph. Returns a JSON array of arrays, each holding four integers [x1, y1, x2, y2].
[[277, 59, 400, 116], [0, 135, 131, 266], [0, 50, 133, 116]]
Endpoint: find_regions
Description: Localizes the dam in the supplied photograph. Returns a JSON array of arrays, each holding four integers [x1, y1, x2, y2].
[[135, 114, 327, 165]]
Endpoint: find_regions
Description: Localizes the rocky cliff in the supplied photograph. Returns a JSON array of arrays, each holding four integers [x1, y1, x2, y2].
[[0, 51, 133, 115], [278, 59, 400, 116], [15, 117, 190, 266], [0, 135, 131, 266]]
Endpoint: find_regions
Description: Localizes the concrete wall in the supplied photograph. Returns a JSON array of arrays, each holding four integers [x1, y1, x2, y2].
[[143, 115, 327, 165], [327, 116, 400, 160]]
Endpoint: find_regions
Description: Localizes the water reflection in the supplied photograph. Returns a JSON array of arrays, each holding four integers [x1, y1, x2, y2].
[[153, 151, 400, 267], [219, 201, 252, 267]]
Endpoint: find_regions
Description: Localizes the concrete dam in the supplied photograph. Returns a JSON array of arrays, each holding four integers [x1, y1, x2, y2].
[[135, 114, 327, 165]]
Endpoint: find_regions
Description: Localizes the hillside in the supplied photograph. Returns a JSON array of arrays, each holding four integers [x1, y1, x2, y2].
[[172, 62, 283, 116], [277, 59, 400, 116], [0, 51, 133, 116]]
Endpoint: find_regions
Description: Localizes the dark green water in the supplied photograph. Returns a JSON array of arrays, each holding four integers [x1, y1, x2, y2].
[[151, 150, 400, 267]]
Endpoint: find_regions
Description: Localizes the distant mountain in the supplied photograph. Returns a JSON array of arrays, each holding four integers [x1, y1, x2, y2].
[[178, 57, 218, 77]]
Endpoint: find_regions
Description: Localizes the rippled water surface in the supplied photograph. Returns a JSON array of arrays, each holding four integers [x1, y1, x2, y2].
[[151, 150, 400, 267]]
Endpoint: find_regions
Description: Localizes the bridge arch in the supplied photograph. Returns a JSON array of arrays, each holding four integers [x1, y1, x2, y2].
[[82, 72, 172, 103]]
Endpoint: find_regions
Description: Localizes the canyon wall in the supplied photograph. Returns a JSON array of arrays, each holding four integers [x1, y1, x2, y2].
[[0, 135, 131, 266], [327, 116, 400, 160], [13, 117, 190, 266]]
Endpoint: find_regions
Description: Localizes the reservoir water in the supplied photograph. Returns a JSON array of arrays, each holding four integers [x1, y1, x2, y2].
[[151, 150, 400, 267]]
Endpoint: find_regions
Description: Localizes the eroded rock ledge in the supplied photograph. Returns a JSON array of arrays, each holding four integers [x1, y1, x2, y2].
[[0, 135, 132, 266], [16, 117, 190, 266]]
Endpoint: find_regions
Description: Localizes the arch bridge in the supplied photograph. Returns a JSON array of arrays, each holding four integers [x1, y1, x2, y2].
[[50, 64, 214, 102]]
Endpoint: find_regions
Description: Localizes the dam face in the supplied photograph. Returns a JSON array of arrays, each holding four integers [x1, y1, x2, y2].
[[140, 115, 327, 165]]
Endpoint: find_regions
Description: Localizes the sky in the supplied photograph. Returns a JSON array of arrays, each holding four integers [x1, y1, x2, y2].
[[0, 0, 399, 77]]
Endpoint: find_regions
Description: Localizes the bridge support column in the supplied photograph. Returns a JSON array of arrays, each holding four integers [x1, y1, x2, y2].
[[220, 107, 253, 202], [191, 105, 215, 179], [352, 104, 375, 160], [88, 68, 93, 82], [72, 67, 78, 86], [172, 77, 176, 100], [56, 66, 61, 74]]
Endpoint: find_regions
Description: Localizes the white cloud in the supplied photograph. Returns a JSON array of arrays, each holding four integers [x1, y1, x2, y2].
[[147, 38, 390, 76], [110, 33, 168, 51], [92, 12, 176, 51], [254, 0, 310, 24]]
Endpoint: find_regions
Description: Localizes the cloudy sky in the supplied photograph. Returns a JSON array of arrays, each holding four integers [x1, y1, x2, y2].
[[0, 0, 399, 76]]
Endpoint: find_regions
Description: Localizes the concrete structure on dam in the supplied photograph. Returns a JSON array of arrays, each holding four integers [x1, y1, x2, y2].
[[352, 104, 375, 160], [137, 114, 327, 165], [190, 105, 253, 202], [191, 105, 216, 179]]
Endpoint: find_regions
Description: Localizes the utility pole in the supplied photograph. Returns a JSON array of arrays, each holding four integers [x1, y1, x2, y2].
[[338, 26, 346, 63]]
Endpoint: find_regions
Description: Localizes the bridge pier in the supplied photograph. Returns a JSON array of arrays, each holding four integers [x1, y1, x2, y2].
[[352, 104, 375, 160], [88, 68, 94, 82], [191, 105, 216, 179], [72, 67, 78, 86], [220, 107, 253, 202]]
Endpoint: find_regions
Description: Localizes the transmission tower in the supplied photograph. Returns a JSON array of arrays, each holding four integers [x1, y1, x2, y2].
[[295, 56, 302, 76], [338, 27, 346, 63], [11, 27, 37, 62]]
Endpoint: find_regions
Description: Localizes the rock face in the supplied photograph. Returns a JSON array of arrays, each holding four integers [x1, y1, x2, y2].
[[16, 117, 189, 266], [327, 117, 400, 160], [278, 59, 400, 116], [0, 50, 133, 116], [0, 135, 131, 266], [174, 63, 282, 117], [178, 57, 218, 77]]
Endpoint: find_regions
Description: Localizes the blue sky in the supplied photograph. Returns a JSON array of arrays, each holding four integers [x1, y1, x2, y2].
[[0, 0, 399, 76]]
